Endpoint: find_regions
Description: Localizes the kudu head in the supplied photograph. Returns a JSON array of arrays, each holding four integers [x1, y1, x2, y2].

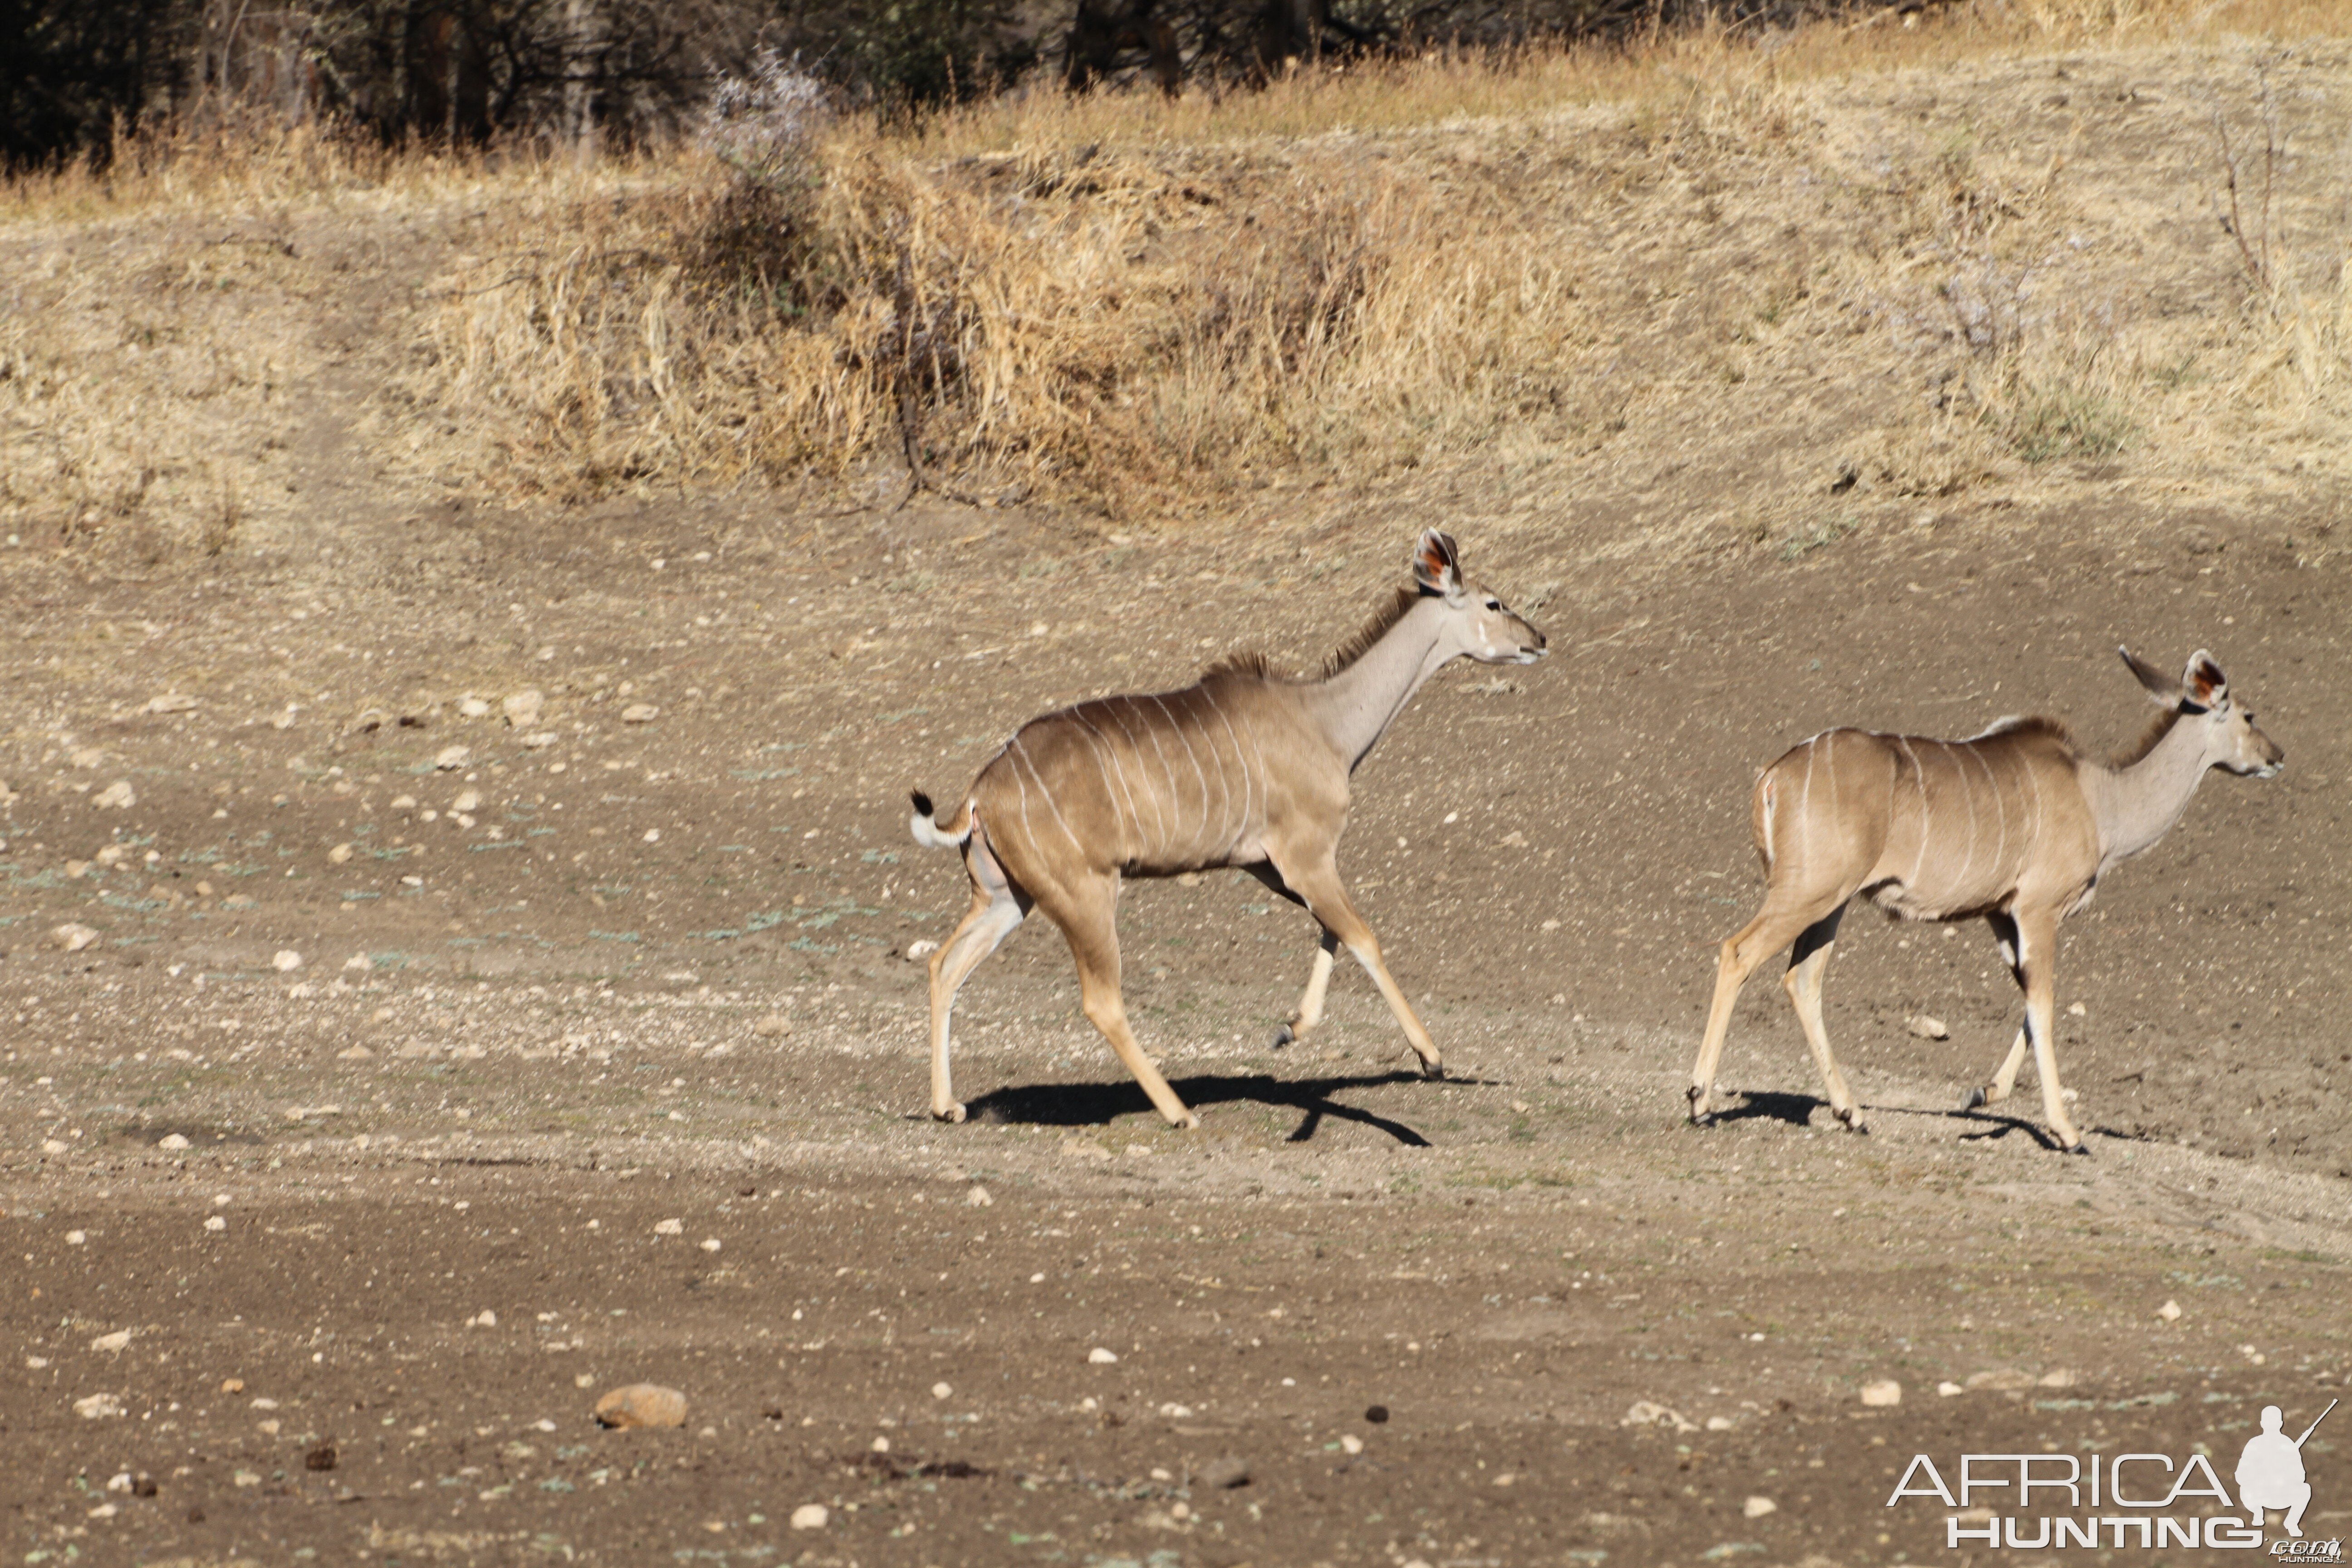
[[2119, 646, 2284, 779], [1412, 529, 1548, 665]]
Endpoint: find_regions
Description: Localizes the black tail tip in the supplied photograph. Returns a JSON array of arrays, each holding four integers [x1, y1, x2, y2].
[[910, 790, 934, 818]]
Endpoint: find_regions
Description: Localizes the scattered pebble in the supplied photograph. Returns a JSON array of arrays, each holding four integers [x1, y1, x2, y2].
[[147, 694, 198, 714], [931, 1382, 952, 1401], [1088, 1348, 1120, 1365], [503, 690, 545, 728], [1906, 1014, 1949, 1040], [66, 1230, 86, 1246], [699, 1238, 722, 1253], [1623, 1400, 1697, 1432], [2157, 1299, 2182, 1322], [1744, 1495, 1778, 1519], [965, 1186, 993, 1208], [654, 1218, 683, 1236], [642, 829, 660, 843], [328, 843, 354, 864], [905, 940, 939, 961], [272, 951, 303, 972], [1159, 1402, 1195, 1419], [73, 1393, 124, 1419], [458, 697, 492, 719], [40, 1139, 68, 1155], [789, 1504, 828, 1530], [467, 1310, 498, 1328], [752, 1015, 791, 1038], [434, 746, 471, 770], [89, 1330, 131, 1353], [871, 1436, 891, 1453], [1339, 1434, 1363, 1455], [1706, 1415, 1735, 1431], [2038, 1368, 2075, 1387], [1860, 1379, 1902, 1407], [95, 780, 137, 809], [203, 1216, 226, 1232], [1197, 1456, 1250, 1490], [1937, 1381, 1965, 1397], [453, 789, 482, 813], [622, 704, 659, 724], [594, 1384, 689, 1430], [52, 923, 100, 953], [157, 1133, 192, 1150]]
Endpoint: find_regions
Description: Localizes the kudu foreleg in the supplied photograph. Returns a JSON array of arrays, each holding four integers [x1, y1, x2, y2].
[[1964, 913, 2030, 1112], [2013, 910, 2085, 1153], [1689, 900, 1834, 1123], [1245, 862, 1338, 1049], [1276, 855, 1441, 1076]]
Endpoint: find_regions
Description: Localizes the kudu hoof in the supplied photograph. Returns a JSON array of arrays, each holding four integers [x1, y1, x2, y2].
[[932, 1103, 968, 1125], [1271, 1024, 1295, 1049], [2064, 1140, 2092, 1157], [1835, 1108, 1869, 1136], [1962, 1087, 1989, 1111], [1418, 1058, 1446, 1082]]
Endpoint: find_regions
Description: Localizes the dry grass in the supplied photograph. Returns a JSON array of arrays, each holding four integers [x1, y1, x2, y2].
[[4, 0, 2350, 557]]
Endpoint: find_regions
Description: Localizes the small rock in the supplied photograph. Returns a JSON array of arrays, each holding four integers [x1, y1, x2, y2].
[[621, 704, 659, 724], [905, 939, 939, 961], [1705, 1415, 1735, 1431], [52, 923, 100, 953], [95, 780, 137, 809], [458, 696, 492, 719], [654, 1218, 684, 1236], [66, 1230, 86, 1246], [453, 789, 482, 813], [40, 1139, 69, 1155], [594, 1384, 688, 1430], [132, 1475, 157, 1498], [1339, 1433, 1363, 1455], [1623, 1400, 1698, 1432], [1365, 1404, 1389, 1424], [305, 1443, 337, 1472], [752, 1014, 791, 1038], [789, 1503, 828, 1530], [1744, 1495, 1778, 1519], [203, 1216, 225, 1232], [273, 950, 303, 972], [468, 1310, 498, 1328], [338, 1045, 374, 1061], [434, 745, 470, 770], [106, 1472, 133, 1493], [73, 1393, 124, 1419], [1160, 1402, 1196, 1419], [522, 731, 559, 749], [2038, 1368, 2075, 1388], [89, 1330, 131, 1354], [871, 1436, 891, 1453], [1906, 1014, 1949, 1040], [965, 1186, 993, 1207], [390, 794, 417, 810], [147, 694, 199, 714], [1088, 1347, 1120, 1365], [642, 829, 660, 843], [2157, 1298, 2182, 1322], [220, 1378, 244, 1394], [699, 1238, 721, 1253], [1198, 1456, 1250, 1490], [155, 1132, 194, 1152], [931, 1382, 952, 1401], [328, 843, 354, 864], [1860, 1379, 1902, 1407], [503, 690, 545, 728]]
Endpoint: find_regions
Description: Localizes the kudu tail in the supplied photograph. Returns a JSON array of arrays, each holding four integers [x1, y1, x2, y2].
[[908, 790, 975, 850]]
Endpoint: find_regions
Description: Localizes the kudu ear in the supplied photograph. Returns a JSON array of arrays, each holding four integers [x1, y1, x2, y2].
[[2118, 646, 2183, 707], [1412, 529, 1463, 599], [2182, 649, 2228, 710]]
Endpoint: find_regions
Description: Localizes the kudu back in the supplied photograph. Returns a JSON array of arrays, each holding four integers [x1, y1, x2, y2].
[[908, 530, 1547, 1127], [1687, 647, 2282, 1153]]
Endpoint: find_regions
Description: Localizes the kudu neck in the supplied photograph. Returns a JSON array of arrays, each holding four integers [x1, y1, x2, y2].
[[1309, 596, 1460, 770], [2086, 711, 2215, 867]]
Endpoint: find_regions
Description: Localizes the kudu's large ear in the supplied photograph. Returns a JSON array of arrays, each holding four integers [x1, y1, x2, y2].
[[2118, 646, 2182, 707], [2182, 649, 2228, 710], [1412, 529, 1463, 599]]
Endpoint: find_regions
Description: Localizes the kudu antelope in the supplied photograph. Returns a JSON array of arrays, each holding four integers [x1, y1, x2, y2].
[[909, 530, 1547, 1127], [1687, 647, 2282, 1154]]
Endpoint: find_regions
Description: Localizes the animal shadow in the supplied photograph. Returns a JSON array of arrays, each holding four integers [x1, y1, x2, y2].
[[965, 1068, 1445, 1147], [1705, 1090, 1828, 1129]]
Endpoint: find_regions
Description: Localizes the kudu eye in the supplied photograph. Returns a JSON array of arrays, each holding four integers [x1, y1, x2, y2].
[[1484, 598, 1501, 611]]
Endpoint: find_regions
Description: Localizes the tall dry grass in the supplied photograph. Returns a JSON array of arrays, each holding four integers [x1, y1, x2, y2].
[[4, 0, 2349, 553]]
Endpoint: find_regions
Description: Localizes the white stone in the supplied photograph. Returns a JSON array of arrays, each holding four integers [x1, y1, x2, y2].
[[343, 953, 372, 972], [273, 950, 303, 972], [523, 731, 559, 749], [2157, 1298, 2182, 1322], [328, 843, 354, 864], [1905, 1014, 1949, 1040], [89, 1330, 131, 1353], [157, 1133, 191, 1151], [503, 690, 545, 728], [931, 1382, 952, 1401], [1160, 1402, 1196, 1419], [148, 694, 198, 714], [435, 746, 470, 770], [700, 1238, 722, 1253], [459, 697, 492, 718], [1744, 1495, 1778, 1519], [52, 923, 100, 953], [66, 1230, 86, 1246], [622, 704, 659, 724], [73, 1393, 124, 1419], [654, 1218, 684, 1236], [871, 1436, 890, 1453], [1339, 1433, 1362, 1455], [1860, 1380, 1902, 1407], [1937, 1381, 1965, 1397], [1705, 1415, 1735, 1431], [905, 939, 939, 961], [95, 780, 137, 809], [965, 1186, 993, 1207], [789, 1504, 828, 1530], [453, 789, 482, 813], [203, 1216, 226, 1232], [1088, 1348, 1119, 1365], [40, 1139, 68, 1154]]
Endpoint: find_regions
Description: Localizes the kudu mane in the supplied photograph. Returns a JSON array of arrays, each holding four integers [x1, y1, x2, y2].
[[1321, 586, 1423, 680], [2111, 706, 2186, 769]]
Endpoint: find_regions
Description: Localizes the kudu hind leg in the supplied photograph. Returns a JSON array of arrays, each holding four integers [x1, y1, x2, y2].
[[926, 834, 1028, 1123], [1039, 875, 1199, 1129], [1690, 899, 1837, 1123], [1783, 907, 1864, 1132]]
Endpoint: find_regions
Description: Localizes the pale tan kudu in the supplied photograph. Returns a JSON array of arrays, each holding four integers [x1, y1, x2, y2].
[[909, 531, 1548, 1127], [1688, 648, 2283, 1153]]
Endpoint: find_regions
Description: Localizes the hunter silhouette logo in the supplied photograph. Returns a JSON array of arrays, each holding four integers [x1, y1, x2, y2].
[[2239, 1399, 2334, 1539]]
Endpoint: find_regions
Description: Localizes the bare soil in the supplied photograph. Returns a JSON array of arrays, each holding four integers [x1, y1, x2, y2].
[[2, 479, 2348, 1566]]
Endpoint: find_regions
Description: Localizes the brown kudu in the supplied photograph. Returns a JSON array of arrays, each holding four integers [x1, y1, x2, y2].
[[1687, 647, 2283, 1153], [909, 530, 1547, 1127]]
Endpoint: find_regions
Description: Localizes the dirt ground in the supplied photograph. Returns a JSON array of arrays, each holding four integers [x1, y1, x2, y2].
[[3, 471, 2349, 1567]]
